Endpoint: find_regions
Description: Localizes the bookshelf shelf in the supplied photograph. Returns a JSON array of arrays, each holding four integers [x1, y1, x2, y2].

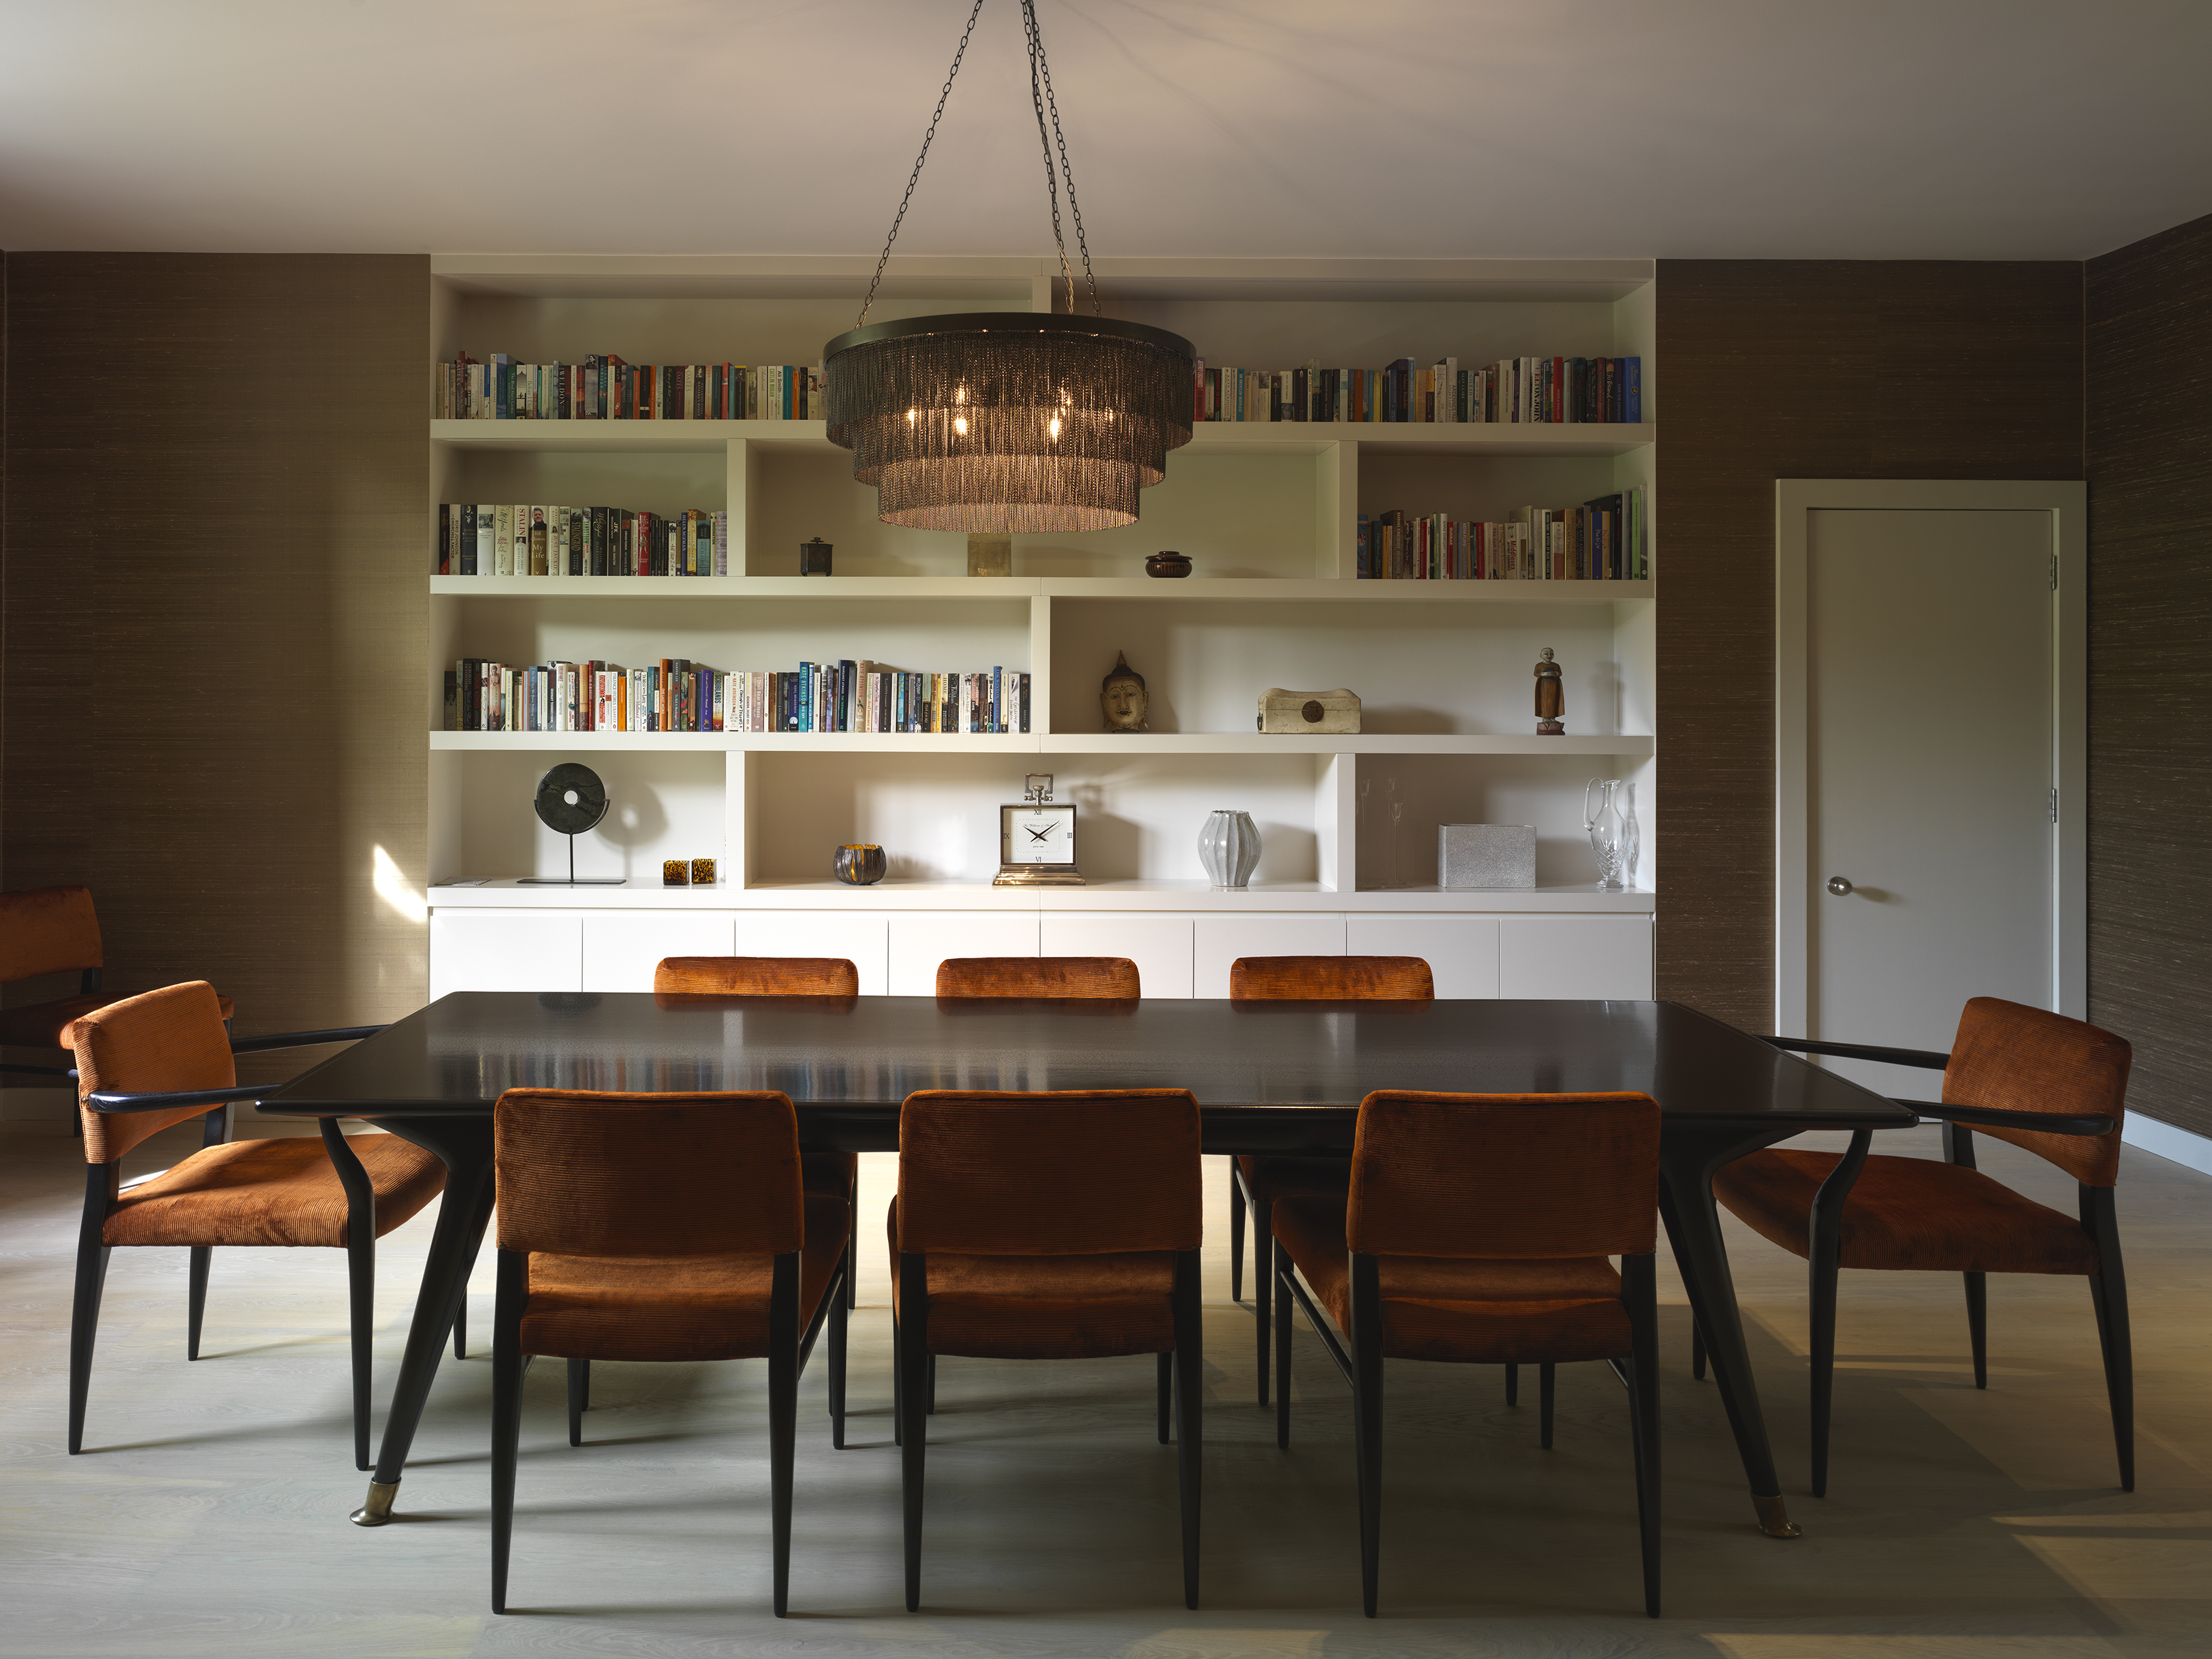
[[425, 254, 1660, 999]]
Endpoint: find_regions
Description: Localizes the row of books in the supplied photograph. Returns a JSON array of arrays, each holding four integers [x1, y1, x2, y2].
[[1194, 356, 1642, 424], [444, 658, 1032, 734], [430, 350, 1642, 426], [437, 504, 725, 576], [432, 354, 823, 421], [1358, 486, 1649, 580]]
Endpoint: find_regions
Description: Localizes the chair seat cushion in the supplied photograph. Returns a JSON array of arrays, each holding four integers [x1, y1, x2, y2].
[[9, 991, 234, 1052], [1271, 1195, 1632, 1364], [521, 1193, 852, 1363], [1713, 1149, 2100, 1276], [103, 1128, 445, 1248], [1236, 1154, 1350, 1206], [887, 1197, 1175, 1359]]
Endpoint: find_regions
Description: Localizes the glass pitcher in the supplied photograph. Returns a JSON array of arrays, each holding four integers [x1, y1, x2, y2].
[[1585, 778, 1635, 891]]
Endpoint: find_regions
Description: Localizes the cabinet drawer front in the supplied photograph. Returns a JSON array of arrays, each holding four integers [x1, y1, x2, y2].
[[581, 913, 738, 993], [1192, 914, 1347, 1000], [1346, 915, 1501, 999], [1041, 915, 1196, 999], [1498, 915, 1654, 1000], [887, 913, 1041, 997], [736, 912, 891, 997], [430, 913, 584, 998]]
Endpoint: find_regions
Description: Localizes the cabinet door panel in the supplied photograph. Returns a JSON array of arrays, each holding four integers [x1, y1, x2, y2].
[[581, 913, 738, 993], [735, 911, 891, 996], [1192, 914, 1346, 999], [888, 913, 1040, 996], [1040, 915, 1195, 999], [1346, 915, 1501, 999], [1498, 916, 1654, 1000], [430, 912, 584, 999]]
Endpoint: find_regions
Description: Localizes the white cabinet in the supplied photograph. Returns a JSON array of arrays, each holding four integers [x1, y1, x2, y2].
[[734, 911, 891, 996], [580, 912, 738, 992], [887, 912, 1041, 996], [1192, 913, 1346, 998], [1500, 915, 1654, 1000], [1346, 915, 1502, 999], [1041, 914, 1195, 999], [429, 912, 583, 1000]]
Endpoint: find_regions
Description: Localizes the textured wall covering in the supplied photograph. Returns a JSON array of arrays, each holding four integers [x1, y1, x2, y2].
[[2086, 215, 2212, 1140], [1653, 261, 2084, 1032], [1, 254, 428, 1092]]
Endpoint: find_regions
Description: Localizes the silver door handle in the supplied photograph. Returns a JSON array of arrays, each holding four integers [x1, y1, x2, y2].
[[1827, 876, 1853, 897]]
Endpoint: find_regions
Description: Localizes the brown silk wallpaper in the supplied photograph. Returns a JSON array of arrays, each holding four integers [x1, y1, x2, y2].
[[2085, 215, 2212, 1140], [1, 253, 428, 1094], [1652, 261, 2085, 1031]]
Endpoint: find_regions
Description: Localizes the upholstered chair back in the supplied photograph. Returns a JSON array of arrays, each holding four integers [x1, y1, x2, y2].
[[898, 1089, 1200, 1256], [1229, 956, 1433, 1000], [1346, 1091, 1659, 1260], [3, 884, 102, 983], [653, 957, 859, 996], [1944, 996, 2131, 1186], [72, 981, 234, 1164], [934, 957, 1141, 998]]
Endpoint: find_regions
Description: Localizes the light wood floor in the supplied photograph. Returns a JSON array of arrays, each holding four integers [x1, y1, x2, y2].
[[1, 1124, 2205, 1658]]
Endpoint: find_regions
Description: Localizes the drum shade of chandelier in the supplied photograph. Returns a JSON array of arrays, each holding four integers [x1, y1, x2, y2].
[[823, 0, 1193, 534]]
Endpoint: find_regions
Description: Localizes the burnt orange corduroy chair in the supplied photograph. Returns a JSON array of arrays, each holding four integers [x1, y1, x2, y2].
[[934, 956, 1141, 998], [1272, 1090, 1663, 1618], [1227, 956, 1432, 1407], [490, 1089, 851, 1617], [892, 1088, 1203, 1613], [1, 885, 234, 1088], [1713, 997, 2136, 1496], [69, 982, 444, 1469]]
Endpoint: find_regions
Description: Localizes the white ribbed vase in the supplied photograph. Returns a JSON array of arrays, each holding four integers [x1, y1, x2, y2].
[[1198, 809, 1262, 889]]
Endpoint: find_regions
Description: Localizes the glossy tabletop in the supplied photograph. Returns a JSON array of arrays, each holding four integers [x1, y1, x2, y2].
[[259, 992, 1910, 1150]]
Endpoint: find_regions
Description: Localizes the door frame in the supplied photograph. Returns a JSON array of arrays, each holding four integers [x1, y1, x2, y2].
[[1774, 479, 2087, 1037]]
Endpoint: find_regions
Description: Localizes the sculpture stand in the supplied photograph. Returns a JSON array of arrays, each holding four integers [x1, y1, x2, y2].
[[516, 835, 625, 885]]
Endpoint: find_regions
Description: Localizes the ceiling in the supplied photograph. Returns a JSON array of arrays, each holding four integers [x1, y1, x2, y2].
[[1, 0, 2205, 263]]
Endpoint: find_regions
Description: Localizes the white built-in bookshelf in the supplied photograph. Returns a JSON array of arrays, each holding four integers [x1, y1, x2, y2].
[[426, 256, 1658, 1000]]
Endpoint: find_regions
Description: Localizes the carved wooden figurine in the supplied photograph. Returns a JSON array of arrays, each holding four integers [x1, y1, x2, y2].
[[1534, 647, 1566, 736], [1101, 651, 1150, 733]]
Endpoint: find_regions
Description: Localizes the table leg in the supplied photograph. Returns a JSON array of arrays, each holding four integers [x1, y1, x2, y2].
[[1658, 1124, 1802, 1540], [347, 1117, 494, 1526]]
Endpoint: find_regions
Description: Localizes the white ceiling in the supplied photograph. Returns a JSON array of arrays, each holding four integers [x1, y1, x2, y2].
[[1, 0, 2205, 262]]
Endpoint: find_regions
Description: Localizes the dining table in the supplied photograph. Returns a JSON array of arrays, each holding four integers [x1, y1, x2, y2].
[[257, 990, 1914, 1540]]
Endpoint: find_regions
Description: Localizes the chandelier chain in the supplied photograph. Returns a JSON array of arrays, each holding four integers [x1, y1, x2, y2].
[[857, 0, 988, 328], [1025, 1, 1099, 314]]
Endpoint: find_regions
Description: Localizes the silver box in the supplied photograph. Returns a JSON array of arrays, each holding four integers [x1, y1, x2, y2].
[[1438, 823, 1535, 889]]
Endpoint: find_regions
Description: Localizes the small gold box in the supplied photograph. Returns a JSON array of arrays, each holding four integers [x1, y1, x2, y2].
[[691, 858, 716, 886], [661, 859, 690, 887]]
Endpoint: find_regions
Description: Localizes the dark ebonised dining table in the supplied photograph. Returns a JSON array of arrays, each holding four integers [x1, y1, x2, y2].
[[258, 991, 1914, 1538]]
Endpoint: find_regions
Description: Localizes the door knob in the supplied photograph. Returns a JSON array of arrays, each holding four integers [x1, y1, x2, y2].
[[1827, 876, 1853, 896]]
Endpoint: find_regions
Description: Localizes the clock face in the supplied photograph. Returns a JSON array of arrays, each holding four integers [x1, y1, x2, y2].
[[1002, 804, 1077, 865]]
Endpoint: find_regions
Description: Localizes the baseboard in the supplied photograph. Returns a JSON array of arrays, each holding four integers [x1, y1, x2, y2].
[[2123, 1113, 2212, 1178]]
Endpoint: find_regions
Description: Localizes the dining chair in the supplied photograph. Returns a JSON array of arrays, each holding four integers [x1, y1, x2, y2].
[[69, 981, 444, 1470], [2, 885, 234, 1092], [891, 1087, 1203, 1612], [1713, 996, 2134, 1495], [488, 1088, 851, 1617], [1272, 1089, 1663, 1617], [934, 956, 1141, 998], [1227, 955, 1432, 1406]]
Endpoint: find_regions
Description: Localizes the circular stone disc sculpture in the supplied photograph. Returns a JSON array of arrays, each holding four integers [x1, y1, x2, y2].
[[518, 763, 624, 885]]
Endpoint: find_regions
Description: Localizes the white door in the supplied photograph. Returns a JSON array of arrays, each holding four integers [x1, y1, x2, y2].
[[1346, 915, 1501, 998], [1192, 914, 1346, 998], [428, 912, 584, 998], [1781, 486, 2083, 1098], [580, 912, 738, 992], [1498, 916, 1653, 1000], [1041, 915, 1196, 998], [734, 912, 891, 996], [887, 912, 1040, 996]]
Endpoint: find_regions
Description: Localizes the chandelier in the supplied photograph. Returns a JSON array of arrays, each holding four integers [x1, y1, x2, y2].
[[823, 0, 1193, 534]]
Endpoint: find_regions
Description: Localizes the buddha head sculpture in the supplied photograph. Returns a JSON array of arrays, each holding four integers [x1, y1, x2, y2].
[[1101, 650, 1150, 733]]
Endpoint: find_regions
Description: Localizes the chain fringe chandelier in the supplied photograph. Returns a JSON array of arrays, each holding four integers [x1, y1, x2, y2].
[[823, 0, 1194, 534]]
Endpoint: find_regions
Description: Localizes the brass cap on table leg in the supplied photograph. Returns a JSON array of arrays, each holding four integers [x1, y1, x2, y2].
[[350, 1480, 400, 1526], [1754, 1492, 1803, 1538]]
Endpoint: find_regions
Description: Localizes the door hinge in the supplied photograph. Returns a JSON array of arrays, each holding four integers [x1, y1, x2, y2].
[[2051, 787, 2059, 824], [2051, 554, 2059, 590]]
